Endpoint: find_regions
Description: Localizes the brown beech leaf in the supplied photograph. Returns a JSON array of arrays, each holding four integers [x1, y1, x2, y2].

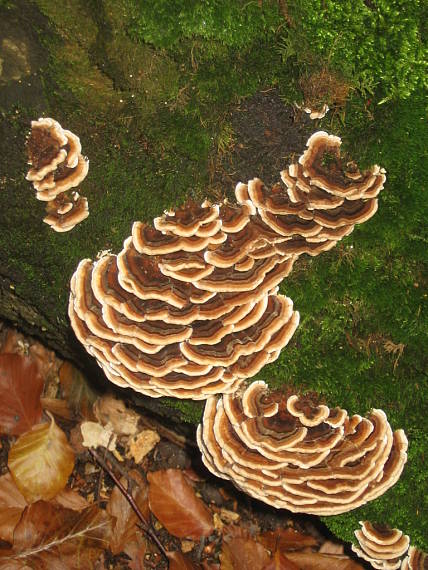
[[52, 487, 90, 511], [2, 501, 112, 569], [147, 469, 214, 540], [167, 551, 202, 570], [0, 473, 27, 544], [0, 354, 43, 435], [259, 528, 318, 552], [221, 536, 270, 570], [285, 552, 365, 570], [262, 549, 300, 570], [8, 413, 75, 503], [59, 361, 97, 419], [106, 470, 150, 555]]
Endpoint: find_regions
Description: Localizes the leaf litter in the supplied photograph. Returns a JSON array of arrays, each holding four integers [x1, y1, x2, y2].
[[0, 323, 367, 569]]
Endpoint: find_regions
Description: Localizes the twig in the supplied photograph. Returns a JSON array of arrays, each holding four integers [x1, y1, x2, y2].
[[89, 448, 168, 561]]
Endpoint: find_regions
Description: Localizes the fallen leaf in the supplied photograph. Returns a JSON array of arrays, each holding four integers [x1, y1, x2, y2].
[[59, 361, 97, 419], [0, 354, 43, 435], [285, 551, 365, 570], [259, 528, 318, 552], [127, 429, 160, 463], [0, 473, 27, 543], [148, 469, 214, 540], [8, 413, 75, 503], [40, 397, 73, 421], [262, 549, 300, 570], [80, 420, 117, 451], [106, 470, 149, 555], [221, 536, 270, 570], [94, 394, 139, 436], [53, 487, 90, 511], [1, 501, 112, 569], [181, 540, 195, 553], [167, 551, 201, 569], [319, 540, 344, 555]]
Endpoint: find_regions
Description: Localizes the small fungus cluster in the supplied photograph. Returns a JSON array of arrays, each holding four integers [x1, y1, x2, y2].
[[69, 131, 385, 399], [26, 118, 89, 232], [352, 522, 427, 570], [196, 381, 408, 515]]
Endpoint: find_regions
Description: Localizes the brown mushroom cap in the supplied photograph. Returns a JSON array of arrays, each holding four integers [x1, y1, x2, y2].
[[352, 522, 410, 570], [69, 131, 385, 398], [197, 382, 408, 513], [26, 118, 89, 231]]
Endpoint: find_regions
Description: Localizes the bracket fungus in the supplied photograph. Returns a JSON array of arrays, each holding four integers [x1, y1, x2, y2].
[[196, 381, 408, 515], [352, 522, 427, 570], [69, 131, 385, 399], [352, 522, 410, 570], [26, 118, 89, 232]]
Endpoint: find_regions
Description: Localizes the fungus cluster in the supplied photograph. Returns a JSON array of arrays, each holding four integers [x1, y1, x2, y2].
[[26, 118, 89, 232], [69, 131, 385, 399], [196, 381, 408, 515], [352, 522, 427, 570]]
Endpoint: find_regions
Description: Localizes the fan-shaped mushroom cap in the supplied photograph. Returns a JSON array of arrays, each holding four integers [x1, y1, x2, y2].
[[197, 382, 408, 513], [43, 192, 89, 233], [402, 547, 428, 570], [69, 131, 385, 398], [352, 522, 410, 570]]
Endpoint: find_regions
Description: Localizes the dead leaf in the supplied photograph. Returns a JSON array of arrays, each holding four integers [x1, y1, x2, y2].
[[40, 397, 73, 421], [127, 429, 160, 463], [53, 487, 90, 511], [8, 413, 75, 503], [148, 469, 214, 540], [0, 473, 27, 543], [259, 528, 318, 552], [1, 501, 112, 569], [80, 420, 117, 451], [59, 361, 97, 419], [167, 551, 201, 569], [221, 536, 270, 570], [319, 540, 344, 555], [0, 354, 43, 435], [262, 549, 300, 570], [106, 470, 149, 555], [94, 394, 139, 436], [285, 551, 365, 570]]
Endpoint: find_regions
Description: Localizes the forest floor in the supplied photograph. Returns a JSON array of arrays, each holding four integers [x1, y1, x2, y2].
[[0, 322, 368, 569]]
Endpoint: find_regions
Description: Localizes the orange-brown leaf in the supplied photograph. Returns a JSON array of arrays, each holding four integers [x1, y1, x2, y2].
[[259, 528, 318, 552], [106, 470, 149, 555], [0, 354, 43, 435], [7, 501, 112, 569], [148, 469, 214, 540], [221, 536, 270, 570], [8, 413, 75, 503], [167, 551, 202, 570], [285, 552, 366, 570], [0, 473, 27, 544], [262, 549, 300, 570]]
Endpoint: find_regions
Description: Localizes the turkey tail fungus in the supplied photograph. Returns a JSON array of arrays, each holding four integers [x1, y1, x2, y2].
[[69, 131, 385, 399], [196, 381, 408, 515], [26, 118, 89, 232], [352, 522, 428, 570]]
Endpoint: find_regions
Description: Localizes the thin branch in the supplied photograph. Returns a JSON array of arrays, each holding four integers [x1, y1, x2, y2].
[[89, 448, 168, 561]]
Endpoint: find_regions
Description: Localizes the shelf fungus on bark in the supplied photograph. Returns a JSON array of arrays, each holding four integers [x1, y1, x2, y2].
[[352, 522, 428, 570], [26, 118, 89, 232], [69, 131, 385, 399], [352, 522, 410, 570], [196, 381, 408, 514]]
